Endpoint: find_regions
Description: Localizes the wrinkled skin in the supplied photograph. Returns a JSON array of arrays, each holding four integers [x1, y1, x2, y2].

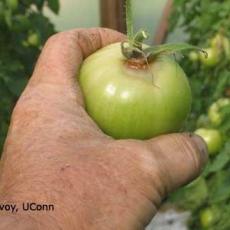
[[0, 28, 207, 230]]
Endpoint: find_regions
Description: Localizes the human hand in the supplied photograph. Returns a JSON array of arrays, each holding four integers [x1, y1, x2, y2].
[[0, 28, 208, 230]]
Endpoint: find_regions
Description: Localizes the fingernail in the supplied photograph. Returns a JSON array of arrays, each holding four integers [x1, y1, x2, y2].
[[190, 133, 209, 167]]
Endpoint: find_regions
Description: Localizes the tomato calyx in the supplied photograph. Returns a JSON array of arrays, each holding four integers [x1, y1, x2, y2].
[[123, 0, 206, 68], [121, 37, 207, 68]]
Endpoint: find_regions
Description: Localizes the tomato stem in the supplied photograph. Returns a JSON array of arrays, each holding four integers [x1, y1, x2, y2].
[[133, 30, 149, 48], [123, 0, 206, 63], [123, 0, 149, 60], [126, 0, 134, 41]]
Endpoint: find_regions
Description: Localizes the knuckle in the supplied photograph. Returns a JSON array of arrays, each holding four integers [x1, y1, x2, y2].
[[45, 32, 63, 44], [112, 140, 155, 171], [111, 140, 166, 197], [177, 134, 203, 173], [44, 31, 72, 49]]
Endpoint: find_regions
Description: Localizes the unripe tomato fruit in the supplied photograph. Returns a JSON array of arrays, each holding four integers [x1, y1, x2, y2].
[[200, 207, 220, 228], [27, 33, 40, 47], [79, 43, 192, 139], [189, 51, 199, 62], [200, 47, 219, 67], [211, 33, 230, 58], [208, 98, 230, 126], [211, 34, 223, 48], [195, 128, 222, 155]]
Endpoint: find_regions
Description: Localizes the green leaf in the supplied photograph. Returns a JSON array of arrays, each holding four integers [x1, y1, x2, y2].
[[4, 9, 12, 28], [208, 170, 230, 203], [169, 177, 208, 210], [7, 75, 28, 97], [34, 0, 45, 11], [6, 0, 18, 11], [144, 43, 206, 60], [203, 141, 230, 176], [47, 0, 60, 14], [213, 205, 230, 230]]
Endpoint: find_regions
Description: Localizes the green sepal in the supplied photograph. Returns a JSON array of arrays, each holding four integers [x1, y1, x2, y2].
[[132, 30, 149, 48], [144, 43, 207, 60]]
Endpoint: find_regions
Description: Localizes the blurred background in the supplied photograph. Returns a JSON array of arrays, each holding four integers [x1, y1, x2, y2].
[[0, 0, 230, 229]]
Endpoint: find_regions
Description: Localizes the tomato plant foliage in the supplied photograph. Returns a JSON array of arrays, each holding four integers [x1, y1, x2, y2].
[[0, 0, 59, 152], [169, 1, 230, 230]]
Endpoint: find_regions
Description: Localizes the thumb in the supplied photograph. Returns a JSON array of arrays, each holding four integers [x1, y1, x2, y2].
[[145, 133, 208, 194]]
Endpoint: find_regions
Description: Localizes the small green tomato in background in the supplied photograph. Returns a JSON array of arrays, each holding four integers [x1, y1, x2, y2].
[[27, 32, 40, 47], [211, 33, 223, 48], [195, 128, 222, 155], [189, 51, 199, 62], [208, 98, 230, 126], [211, 33, 230, 58], [200, 206, 220, 228], [200, 47, 220, 67]]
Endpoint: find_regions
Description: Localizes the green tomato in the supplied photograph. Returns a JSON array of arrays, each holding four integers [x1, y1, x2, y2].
[[211, 33, 230, 58], [200, 47, 219, 67], [6, 0, 18, 11], [200, 207, 220, 228], [200, 208, 215, 228], [195, 128, 222, 155], [79, 43, 192, 139], [189, 51, 199, 62], [211, 34, 222, 48], [208, 98, 230, 126], [27, 33, 40, 47]]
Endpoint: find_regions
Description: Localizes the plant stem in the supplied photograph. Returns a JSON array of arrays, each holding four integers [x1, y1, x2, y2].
[[126, 0, 134, 41]]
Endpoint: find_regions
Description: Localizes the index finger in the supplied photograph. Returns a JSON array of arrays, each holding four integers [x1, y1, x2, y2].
[[31, 28, 126, 87]]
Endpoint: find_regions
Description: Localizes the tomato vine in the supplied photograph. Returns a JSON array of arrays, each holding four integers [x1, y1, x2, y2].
[[168, 1, 230, 229]]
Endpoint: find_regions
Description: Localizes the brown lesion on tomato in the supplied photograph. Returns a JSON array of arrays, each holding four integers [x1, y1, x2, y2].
[[124, 58, 149, 70]]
